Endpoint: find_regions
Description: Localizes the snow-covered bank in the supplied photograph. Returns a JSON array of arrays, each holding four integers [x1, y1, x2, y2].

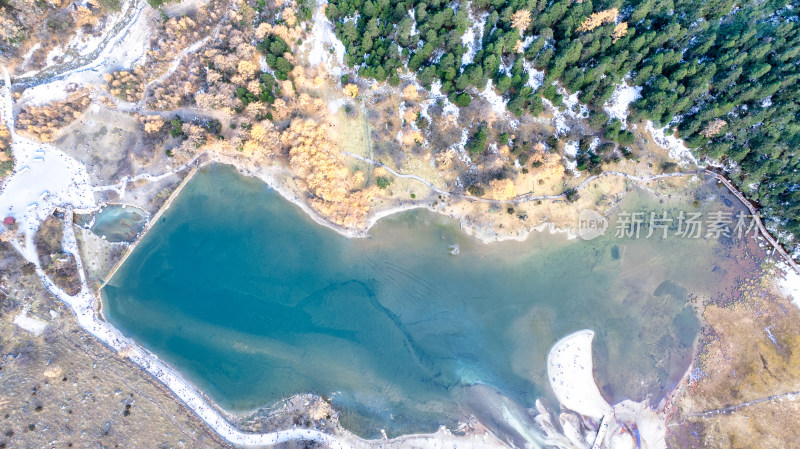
[[544, 330, 667, 449], [547, 330, 613, 420]]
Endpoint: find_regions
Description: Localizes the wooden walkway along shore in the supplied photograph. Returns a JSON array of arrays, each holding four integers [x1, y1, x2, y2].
[[703, 169, 800, 273]]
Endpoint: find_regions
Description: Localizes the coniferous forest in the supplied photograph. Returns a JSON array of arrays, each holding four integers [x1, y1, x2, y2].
[[326, 0, 800, 250]]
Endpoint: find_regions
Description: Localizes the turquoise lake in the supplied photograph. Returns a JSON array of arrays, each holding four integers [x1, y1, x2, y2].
[[102, 164, 748, 437]]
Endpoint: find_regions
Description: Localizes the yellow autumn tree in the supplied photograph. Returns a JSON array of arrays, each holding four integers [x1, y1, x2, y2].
[[402, 84, 419, 100], [282, 7, 297, 27], [577, 8, 619, 32], [250, 123, 268, 142], [282, 119, 377, 228], [612, 22, 628, 42], [510, 10, 531, 34], [242, 140, 260, 156], [142, 115, 165, 134], [237, 60, 258, 80], [344, 84, 359, 98]]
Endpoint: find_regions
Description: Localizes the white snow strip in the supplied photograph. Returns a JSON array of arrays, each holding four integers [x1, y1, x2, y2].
[[408, 9, 418, 38], [19, 0, 150, 86], [588, 137, 601, 153], [461, 8, 487, 67], [19, 43, 41, 70]]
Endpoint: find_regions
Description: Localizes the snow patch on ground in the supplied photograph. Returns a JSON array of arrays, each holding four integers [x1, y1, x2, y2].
[[0, 69, 97, 263], [455, 129, 473, 165], [408, 9, 418, 38], [259, 55, 274, 74], [562, 141, 580, 177], [481, 80, 507, 116], [498, 58, 512, 76], [554, 114, 569, 136], [71, 0, 148, 68], [13, 308, 48, 336], [398, 100, 406, 123], [560, 88, 588, 118], [20, 0, 151, 86], [523, 60, 544, 90], [19, 81, 81, 106], [0, 137, 97, 262], [645, 121, 698, 166], [427, 81, 460, 119], [777, 264, 800, 309], [603, 82, 641, 125], [327, 97, 349, 114], [45, 46, 66, 66], [543, 97, 570, 136], [302, 0, 346, 74], [545, 86, 589, 137], [563, 140, 578, 157], [589, 137, 601, 153], [19, 43, 41, 70], [519, 35, 534, 51]]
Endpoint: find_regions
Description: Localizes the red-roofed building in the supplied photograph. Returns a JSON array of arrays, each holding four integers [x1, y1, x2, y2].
[[3, 216, 15, 225]]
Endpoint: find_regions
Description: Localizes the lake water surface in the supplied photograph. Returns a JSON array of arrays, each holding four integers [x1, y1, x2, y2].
[[103, 165, 748, 437]]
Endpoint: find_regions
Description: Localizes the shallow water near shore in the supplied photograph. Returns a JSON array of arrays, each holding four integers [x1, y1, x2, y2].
[[91, 204, 147, 243], [103, 164, 753, 438]]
